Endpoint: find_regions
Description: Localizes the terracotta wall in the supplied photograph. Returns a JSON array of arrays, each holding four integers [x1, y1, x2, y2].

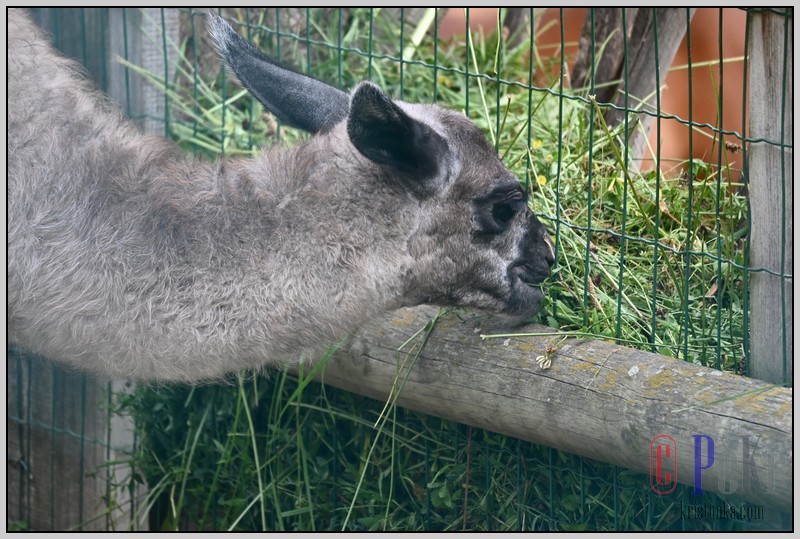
[[440, 8, 747, 175]]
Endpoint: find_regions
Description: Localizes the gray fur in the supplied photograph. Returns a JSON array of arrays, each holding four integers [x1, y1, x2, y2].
[[8, 10, 554, 382]]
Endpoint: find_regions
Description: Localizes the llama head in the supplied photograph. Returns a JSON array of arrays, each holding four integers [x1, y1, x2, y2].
[[209, 13, 554, 323]]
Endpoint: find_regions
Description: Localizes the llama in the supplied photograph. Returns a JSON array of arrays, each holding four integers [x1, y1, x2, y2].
[[8, 10, 555, 381]]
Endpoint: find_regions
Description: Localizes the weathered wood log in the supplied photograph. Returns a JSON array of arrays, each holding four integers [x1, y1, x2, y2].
[[575, 8, 697, 169], [295, 305, 792, 511], [571, 8, 638, 104], [500, 8, 537, 50]]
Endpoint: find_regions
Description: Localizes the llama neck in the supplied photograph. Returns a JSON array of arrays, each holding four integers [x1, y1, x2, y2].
[[127, 140, 412, 378]]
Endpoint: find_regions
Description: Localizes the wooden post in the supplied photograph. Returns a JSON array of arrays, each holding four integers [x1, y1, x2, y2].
[[747, 9, 793, 386], [7, 351, 141, 530], [8, 8, 178, 530], [294, 306, 792, 514]]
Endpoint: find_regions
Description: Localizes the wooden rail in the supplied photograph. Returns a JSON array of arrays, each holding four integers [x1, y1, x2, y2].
[[297, 305, 792, 511]]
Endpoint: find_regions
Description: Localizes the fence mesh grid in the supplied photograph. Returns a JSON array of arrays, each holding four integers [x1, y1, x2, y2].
[[7, 7, 792, 531]]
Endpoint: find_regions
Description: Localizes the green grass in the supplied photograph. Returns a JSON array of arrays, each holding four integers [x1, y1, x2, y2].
[[109, 8, 754, 531]]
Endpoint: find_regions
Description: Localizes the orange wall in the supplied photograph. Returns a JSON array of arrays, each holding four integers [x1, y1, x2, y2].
[[440, 8, 747, 175]]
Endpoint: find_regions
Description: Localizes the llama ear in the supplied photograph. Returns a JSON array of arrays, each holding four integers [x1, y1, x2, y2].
[[347, 82, 448, 187], [208, 12, 349, 133]]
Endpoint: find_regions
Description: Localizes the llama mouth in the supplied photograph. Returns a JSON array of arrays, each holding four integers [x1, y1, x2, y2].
[[498, 262, 547, 320], [501, 280, 544, 322], [499, 266, 545, 319], [510, 264, 547, 287]]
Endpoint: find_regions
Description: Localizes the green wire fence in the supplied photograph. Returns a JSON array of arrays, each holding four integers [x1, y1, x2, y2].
[[7, 7, 792, 531]]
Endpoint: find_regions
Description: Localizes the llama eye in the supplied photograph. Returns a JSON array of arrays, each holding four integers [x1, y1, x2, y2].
[[474, 187, 527, 235], [492, 198, 525, 226], [492, 201, 516, 224]]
